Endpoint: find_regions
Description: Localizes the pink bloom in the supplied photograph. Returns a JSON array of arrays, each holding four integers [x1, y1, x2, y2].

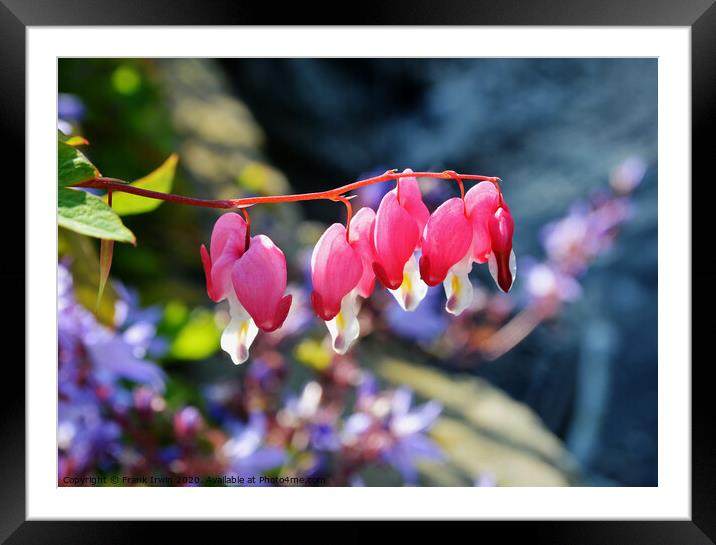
[[372, 169, 430, 310], [310, 222, 365, 355], [393, 169, 430, 240], [464, 181, 501, 264], [419, 197, 472, 286], [348, 207, 378, 298], [487, 205, 517, 293], [200, 212, 247, 302], [201, 213, 292, 364], [232, 235, 292, 332], [311, 223, 363, 322], [465, 182, 517, 294]]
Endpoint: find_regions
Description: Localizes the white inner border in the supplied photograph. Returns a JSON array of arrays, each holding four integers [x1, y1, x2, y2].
[[28, 27, 690, 520]]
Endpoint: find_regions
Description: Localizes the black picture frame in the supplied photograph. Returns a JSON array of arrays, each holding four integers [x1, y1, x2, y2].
[[2, 1, 709, 541]]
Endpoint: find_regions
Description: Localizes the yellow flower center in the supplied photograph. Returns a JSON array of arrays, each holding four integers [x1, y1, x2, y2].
[[401, 271, 412, 294], [451, 273, 461, 296]]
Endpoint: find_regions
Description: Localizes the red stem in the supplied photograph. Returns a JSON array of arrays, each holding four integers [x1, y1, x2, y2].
[[240, 208, 251, 251], [333, 196, 353, 240], [73, 170, 502, 211]]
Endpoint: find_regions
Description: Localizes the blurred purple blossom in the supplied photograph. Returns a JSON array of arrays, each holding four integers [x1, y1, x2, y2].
[[385, 283, 448, 342], [58, 93, 86, 135], [382, 387, 444, 484], [343, 376, 444, 485], [520, 257, 582, 307], [174, 406, 204, 441], [222, 412, 287, 484], [610, 155, 647, 194], [58, 262, 167, 477], [58, 93, 86, 122]]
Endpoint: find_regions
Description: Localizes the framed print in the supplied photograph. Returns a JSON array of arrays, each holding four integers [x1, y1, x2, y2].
[[2, 0, 712, 541]]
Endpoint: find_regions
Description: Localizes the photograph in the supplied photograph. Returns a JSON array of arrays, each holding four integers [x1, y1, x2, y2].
[[56, 57, 658, 488]]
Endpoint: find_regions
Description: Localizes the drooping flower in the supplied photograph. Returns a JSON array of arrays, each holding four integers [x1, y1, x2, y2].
[[487, 205, 517, 293], [464, 182, 501, 263], [310, 208, 376, 354], [419, 197, 474, 315], [349, 207, 378, 298], [201, 213, 292, 365], [372, 169, 430, 310], [465, 181, 517, 294]]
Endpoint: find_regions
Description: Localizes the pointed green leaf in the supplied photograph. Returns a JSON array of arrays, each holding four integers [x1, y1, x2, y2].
[[96, 238, 115, 309], [58, 130, 89, 147], [58, 188, 135, 243], [58, 140, 99, 188], [107, 153, 178, 216]]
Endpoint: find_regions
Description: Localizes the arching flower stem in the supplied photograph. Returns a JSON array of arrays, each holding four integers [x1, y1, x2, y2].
[[73, 170, 502, 211], [443, 170, 465, 201], [331, 195, 354, 240]]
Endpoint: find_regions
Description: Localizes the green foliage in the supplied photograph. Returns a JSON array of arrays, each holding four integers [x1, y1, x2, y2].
[[58, 140, 99, 188], [169, 307, 221, 360], [58, 131, 89, 147], [97, 239, 115, 309], [106, 154, 178, 216], [158, 300, 221, 361], [59, 230, 119, 325], [58, 59, 176, 183], [58, 188, 136, 244]]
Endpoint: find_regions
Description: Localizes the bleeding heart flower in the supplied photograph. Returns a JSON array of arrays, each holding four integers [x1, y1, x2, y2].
[[200, 212, 248, 302], [310, 223, 364, 354], [201, 213, 292, 365], [464, 181, 501, 263], [372, 169, 430, 311], [487, 205, 517, 293], [419, 197, 472, 287], [348, 207, 378, 298], [465, 181, 517, 294]]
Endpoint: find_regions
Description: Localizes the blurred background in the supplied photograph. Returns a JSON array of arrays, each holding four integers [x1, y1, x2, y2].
[[58, 58, 657, 487]]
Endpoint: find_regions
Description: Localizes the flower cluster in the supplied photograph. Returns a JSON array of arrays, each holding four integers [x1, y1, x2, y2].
[[61, 262, 443, 486], [521, 156, 646, 315], [208, 370, 444, 486], [202, 169, 515, 364], [58, 262, 167, 479]]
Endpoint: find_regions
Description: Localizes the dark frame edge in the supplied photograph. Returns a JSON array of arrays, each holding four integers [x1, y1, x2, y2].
[[691, 1, 716, 543], [0, 0, 27, 544], [3, 0, 713, 542]]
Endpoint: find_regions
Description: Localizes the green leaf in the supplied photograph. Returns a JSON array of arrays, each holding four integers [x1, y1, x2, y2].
[[58, 130, 89, 147], [107, 153, 178, 216], [58, 140, 99, 188], [169, 308, 221, 360], [96, 238, 115, 309], [58, 188, 136, 244]]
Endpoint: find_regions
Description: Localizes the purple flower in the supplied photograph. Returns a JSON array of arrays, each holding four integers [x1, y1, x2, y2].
[[58, 392, 122, 474], [279, 382, 341, 452], [610, 156, 647, 194], [86, 336, 166, 392], [174, 406, 204, 441], [58, 262, 168, 479], [223, 412, 286, 485], [520, 257, 582, 306], [385, 285, 448, 342], [383, 388, 444, 483], [58, 93, 86, 122], [343, 383, 444, 485]]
